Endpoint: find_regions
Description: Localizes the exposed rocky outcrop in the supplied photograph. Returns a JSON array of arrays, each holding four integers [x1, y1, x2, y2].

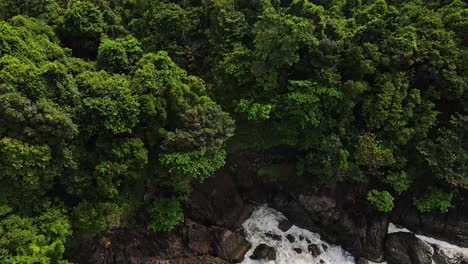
[[431, 244, 468, 264], [70, 220, 251, 264], [70, 153, 468, 263], [187, 170, 254, 230], [212, 229, 252, 262], [250, 244, 276, 261], [186, 220, 212, 255], [218, 154, 390, 262], [385, 232, 433, 264], [270, 192, 388, 261], [391, 204, 468, 247], [142, 256, 231, 264]]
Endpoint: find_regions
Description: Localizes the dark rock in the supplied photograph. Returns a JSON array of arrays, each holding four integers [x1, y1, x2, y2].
[[250, 244, 276, 261], [141, 256, 231, 263], [391, 203, 468, 247], [355, 257, 369, 264], [70, 220, 252, 264], [293, 248, 302, 254], [321, 244, 328, 252], [186, 220, 212, 255], [271, 193, 388, 262], [265, 232, 282, 241], [188, 172, 254, 230], [319, 260, 325, 263], [286, 234, 295, 243], [278, 219, 293, 232], [385, 232, 433, 264], [306, 238, 311, 244], [70, 228, 187, 264], [270, 192, 319, 233], [213, 229, 251, 262], [308, 244, 322, 257], [432, 244, 468, 264], [299, 235, 304, 241]]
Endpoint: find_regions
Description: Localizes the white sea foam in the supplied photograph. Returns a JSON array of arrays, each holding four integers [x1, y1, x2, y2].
[[241, 206, 467, 264], [241, 205, 356, 264], [388, 222, 468, 260]]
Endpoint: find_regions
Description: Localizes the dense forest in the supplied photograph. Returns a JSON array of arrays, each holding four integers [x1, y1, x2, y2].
[[0, 0, 466, 262]]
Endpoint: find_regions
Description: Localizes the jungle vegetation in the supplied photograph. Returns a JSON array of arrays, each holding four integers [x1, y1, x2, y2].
[[0, 0, 466, 262]]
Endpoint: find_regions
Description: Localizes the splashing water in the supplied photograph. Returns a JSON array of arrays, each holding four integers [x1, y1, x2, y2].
[[241, 205, 467, 264], [241, 205, 356, 264], [388, 222, 468, 261]]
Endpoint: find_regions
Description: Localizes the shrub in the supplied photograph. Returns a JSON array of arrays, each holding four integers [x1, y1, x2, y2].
[[148, 198, 184, 232], [414, 189, 456, 213], [367, 190, 394, 212]]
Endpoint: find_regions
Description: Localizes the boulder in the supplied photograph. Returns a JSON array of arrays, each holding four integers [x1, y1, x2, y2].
[[70, 228, 187, 264], [431, 244, 468, 264], [186, 220, 212, 255], [278, 219, 293, 232], [355, 257, 369, 264], [265, 232, 282, 241], [308, 244, 322, 257], [188, 172, 254, 230], [250, 244, 276, 261], [385, 232, 433, 264], [271, 193, 388, 261], [70, 222, 252, 264], [293, 248, 302, 254], [142, 256, 231, 264], [391, 204, 468, 247], [213, 229, 251, 263], [321, 244, 328, 252], [286, 234, 295, 243]]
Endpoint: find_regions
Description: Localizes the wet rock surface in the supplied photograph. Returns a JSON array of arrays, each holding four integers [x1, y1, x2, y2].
[[321, 244, 328, 252], [264, 232, 282, 241], [286, 234, 295, 243], [293, 248, 302, 254], [355, 257, 369, 264], [278, 219, 293, 232], [391, 204, 468, 247], [249, 244, 276, 261], [271, 192, 388, 262], [385, 232, 433, 264], [308, 244, 322, 257], [431, 244, 468, 264]]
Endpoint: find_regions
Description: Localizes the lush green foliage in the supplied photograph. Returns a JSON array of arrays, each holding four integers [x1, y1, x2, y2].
[[367, 190, 394, 213], [0, 205, 71, 264], [414, 189, 457, 213], [148, 198, 184, 232], [0, 0, 466, 261]]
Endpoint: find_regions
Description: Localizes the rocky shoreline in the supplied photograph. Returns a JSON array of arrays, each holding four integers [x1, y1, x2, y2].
[[71, 155, 468, 264]]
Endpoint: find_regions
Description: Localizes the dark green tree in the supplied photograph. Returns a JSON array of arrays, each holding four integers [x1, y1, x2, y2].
[[59, 1, 105, 58]]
